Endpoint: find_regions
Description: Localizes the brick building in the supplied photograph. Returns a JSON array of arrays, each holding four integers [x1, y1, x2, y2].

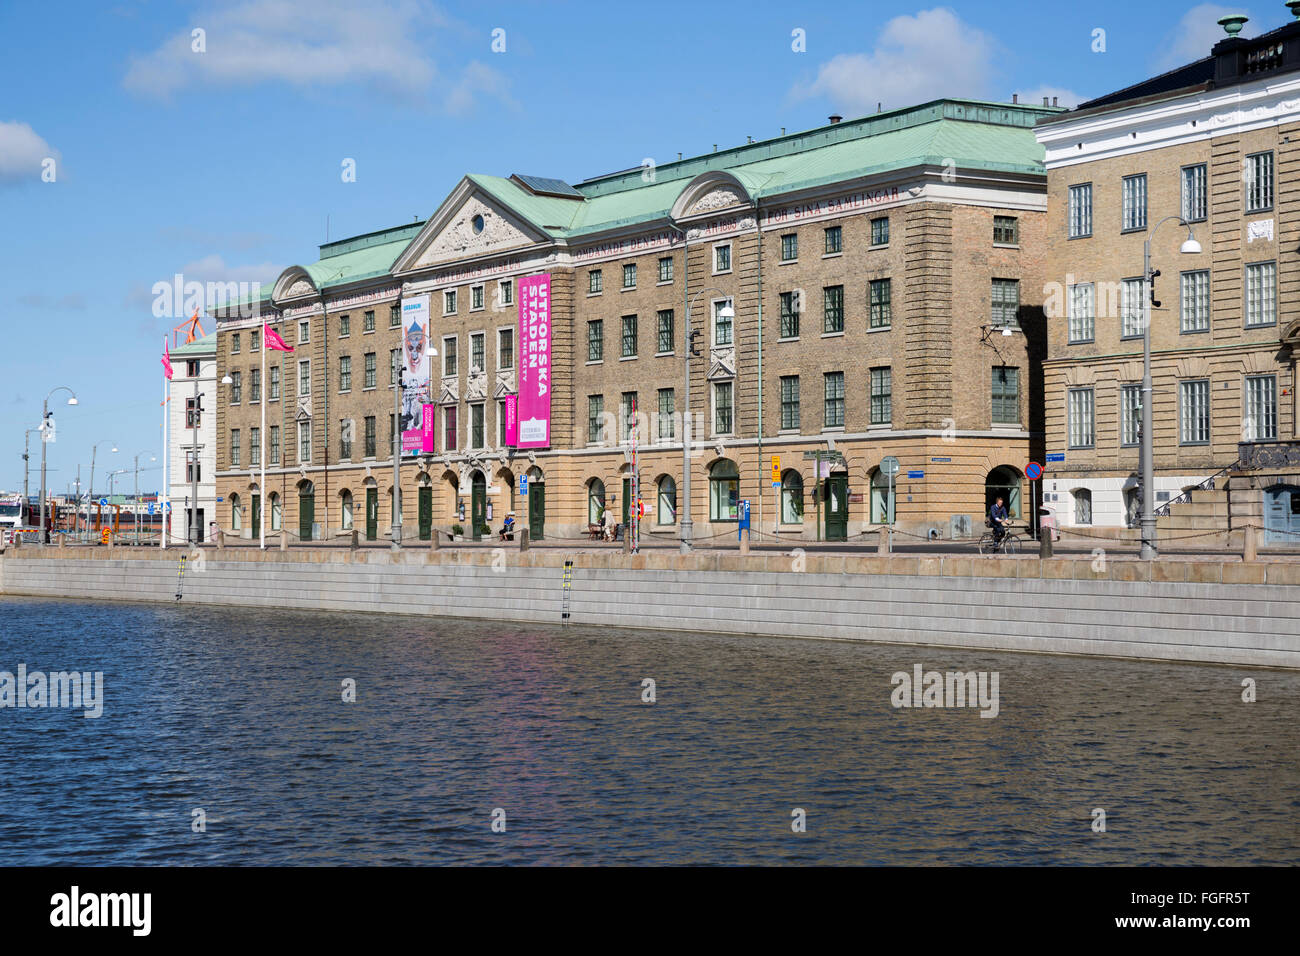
[[1035, 11, 1300, 543], [213, 98, 1059, 544]]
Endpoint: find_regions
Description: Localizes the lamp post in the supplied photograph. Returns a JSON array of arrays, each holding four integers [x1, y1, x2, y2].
[[391, 364, 404, 550], [87, 440, 118, 541], [132, 450, 156, 545], [22, 426, 41, 504], [1139, 216, 1202, 560], [681, 288, 733, 554], [38, 386, 78, 545]]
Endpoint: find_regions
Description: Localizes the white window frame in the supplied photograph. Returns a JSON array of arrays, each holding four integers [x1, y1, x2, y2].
[[1067, 387, 1095, 449], [1068, 282, 1095, 343], [1068, 182, 1092, 239], [712, 241, 732, 275], [443, 289, 458, 315], [1245, 261, 1277, 328], [1179, 379, 1210, 445], [1180, 270, 1210, 334]]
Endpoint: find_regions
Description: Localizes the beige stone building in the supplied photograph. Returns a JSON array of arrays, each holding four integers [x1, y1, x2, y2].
[[1036, 12, 1300, 543], [213, 98, 1060, 544]]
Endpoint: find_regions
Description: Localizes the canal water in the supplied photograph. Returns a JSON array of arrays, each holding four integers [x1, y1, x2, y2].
[[1, 595, 1296, 865]]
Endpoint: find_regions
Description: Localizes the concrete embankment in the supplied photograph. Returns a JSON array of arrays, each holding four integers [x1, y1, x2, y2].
[[1, 547, 1298, 668]]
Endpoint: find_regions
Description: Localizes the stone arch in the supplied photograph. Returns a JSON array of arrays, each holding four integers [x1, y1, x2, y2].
[[670, 170, 754, 221]]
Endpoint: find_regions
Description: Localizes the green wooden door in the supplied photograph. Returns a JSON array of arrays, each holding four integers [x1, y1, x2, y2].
[[418, 486, 432, 540], [366, 488, 378, 540], [824, 473, 849, 541], [528, 482, 545, 540], [251, 494, 261, 539], [622, 478, 631, 529], [471, 473, 487, 541], [298, 490, 314, 541]]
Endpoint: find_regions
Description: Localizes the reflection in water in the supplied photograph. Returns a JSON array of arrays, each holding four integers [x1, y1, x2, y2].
[[0, 595, 1296, 865]]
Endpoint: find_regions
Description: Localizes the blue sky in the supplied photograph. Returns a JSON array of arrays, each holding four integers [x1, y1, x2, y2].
[[0, 0, 1282, 495]]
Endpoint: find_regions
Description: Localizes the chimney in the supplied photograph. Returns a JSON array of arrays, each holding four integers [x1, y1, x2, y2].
[[781, 127, 786, 136], [1052, 96, 1059, 106], [829, 114, 842, 124], [1012, 93, 1018, 104], [1043, 96, 1050, 105]]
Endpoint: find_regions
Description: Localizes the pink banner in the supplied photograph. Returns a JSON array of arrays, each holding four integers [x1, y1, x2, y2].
[[516, 274, 551, 448], [403, 404, 435, 453], [504, 394, 518, 446]]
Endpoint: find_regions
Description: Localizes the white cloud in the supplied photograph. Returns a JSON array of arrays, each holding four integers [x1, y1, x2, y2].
[[443, 61, 517, 116], [123, 0, 439, 98], [177, 254, 282, 286], [1013, 86, 1085, 110], [0, 120, 58, 184], [792, 8, 1000, 115], [1154, 4, 1252, 72]]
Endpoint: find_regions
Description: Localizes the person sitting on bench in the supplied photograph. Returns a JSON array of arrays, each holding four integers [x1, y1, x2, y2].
[[499, 511, 516, 540]]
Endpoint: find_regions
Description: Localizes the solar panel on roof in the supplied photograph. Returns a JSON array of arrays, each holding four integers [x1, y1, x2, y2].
[[512, 174, 583, 198]]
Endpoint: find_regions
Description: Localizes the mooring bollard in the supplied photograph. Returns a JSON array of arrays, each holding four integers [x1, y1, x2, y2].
[[1039, 531, 1053, 559], [429, 528, 439, 551], [877, 529, 889, 554], [215, 529, 225, 551], [350, 529, 359, 551], [519, 528, 529, 552], [57, 532, 65, 549], [279, 531, 288, 552], [739, 529, 750, 555], [1243, 523, 1258, 563], [623, 528, 632, 554]]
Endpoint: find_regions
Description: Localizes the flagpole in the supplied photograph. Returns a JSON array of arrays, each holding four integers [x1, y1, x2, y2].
[[161, 335, 169, 550], [260, 323, 266, 550]]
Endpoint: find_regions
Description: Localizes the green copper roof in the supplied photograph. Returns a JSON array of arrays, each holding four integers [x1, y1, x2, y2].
[[171, 332, 215, 356]]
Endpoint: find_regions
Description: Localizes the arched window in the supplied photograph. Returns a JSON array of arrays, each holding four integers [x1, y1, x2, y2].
[[340, 490, 353, 530], [269, 492, 281, 531], [709, 459, 739, 521], [588, 478, 606, 525], [657, 476, 677, 525], [780, 470, 804, 524], [985, 466, 1022, 520], [1073, 488, 1093, 525], [870, 469, 894, 524], [230, 493, 242, 531]]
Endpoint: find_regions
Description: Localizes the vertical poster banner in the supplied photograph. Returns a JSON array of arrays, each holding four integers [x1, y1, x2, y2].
[[400, 294, 431, 454], [504, 394, 518, 446], [421, 403, 435, 453], [517, 274, 551, 448]]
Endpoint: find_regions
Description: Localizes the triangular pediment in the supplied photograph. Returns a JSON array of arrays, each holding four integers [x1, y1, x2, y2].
[[394, 178, 550, 274]]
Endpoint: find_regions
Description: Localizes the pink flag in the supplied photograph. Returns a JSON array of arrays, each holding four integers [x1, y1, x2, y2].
[[162, 341, 173, 380], [264, 323, 294, 352]]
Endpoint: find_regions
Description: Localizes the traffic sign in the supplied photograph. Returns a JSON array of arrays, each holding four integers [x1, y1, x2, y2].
[[880, 456, 900, 477], [147, 502, 156, 515], [519, 475, 528, 495], [100, 529, 111, 545], [770, 455, 780, 485], [1025, 461, 1043, 481], [98, 497, 107, 507]]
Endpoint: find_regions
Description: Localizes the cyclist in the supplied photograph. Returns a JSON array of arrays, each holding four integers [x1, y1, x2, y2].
[[989, 496, 1009, 548]]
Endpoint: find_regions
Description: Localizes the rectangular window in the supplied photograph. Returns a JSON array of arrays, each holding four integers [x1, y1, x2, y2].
[[658, 256, 673, 283], [269, 426, 280, 465], [991, 366, 1019, 425], [779, 291, 800, 339], [869, 279, 891, 329], [1068, 183, 1093, 238], [1121, 173, 1148, 231], [444, 289, 457, 314], [230, 371, 242, 404], [231, 333, 241, 354], [1246, 151, 1274, 212], [186, 449, 200, 483], [621, 392, 637, 442], [823, 285, 844, 334], [363, 310, 375, 333], [1121, 278, 1144, 338], [230, 429, 241, 467], [339, 355, 351, 392], [714, 299, 733, 346], [389, 304, 400, 327], [588, 395, 604, 443], [390, 349, 401, 386], [252, 329, 260, 351], [269, 366, 280, 400], [871, 217, 889, 246], [1245, 261, 1277, 327], [780, 375, 800, 430], [186, 397, 200, 428], [587, 319, 603, 362], [621, 314, 638, 357], [824, 371, 845, 428], [339, 419, 352, 459], [657, 309, 674, 353], [1182, 164, 1207, 222], [364, 352, 376, 389], [781, 233, 798, 261], [1121, 384, 1142, 447], [186, 359, 200, 378], [623, 263, 636, 289], [1180, 270, 1210, 333], [297, 421, 311, 463], [339, 314, 350, 337], [1244, 375, 1278, 441], [714, 381, 733, 434], [657, 388, 675, 439], [471, 286, 484, 311], [364, 416, 376, 458], [470, 333, 485, 372], [298, 360, 310, 396], [250, 368, 261, 403], [498, 327, 514, 370], [589, 269, 602, 294], [471, 403, 485, 448], [870, 367, 892, 425], [1068, 387, 1095, 448], [1179, 379, 1210, 445], [993, 215, 1019, 245], [824, 225, 842, 254], [298, 320, 309, 344], [714, 244, 731, 273], [443, 336, 458, 376], [499, 279, 513, 305], [991, 279, 1019, 329], [1068, 282, 1095, 343], [249, 427, 260, 466], [443, 407, 457, 451]]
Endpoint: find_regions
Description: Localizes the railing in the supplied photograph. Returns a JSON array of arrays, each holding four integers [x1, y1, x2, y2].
[[1237, 439, 1300, 472], [1153, 458, 1241, 518]]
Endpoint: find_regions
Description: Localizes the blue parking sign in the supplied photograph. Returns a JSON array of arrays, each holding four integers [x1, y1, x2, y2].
[[519, 475, 528, 495]]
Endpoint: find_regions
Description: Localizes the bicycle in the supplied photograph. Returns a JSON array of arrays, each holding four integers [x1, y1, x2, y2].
[[978, 521, 1022, 556]]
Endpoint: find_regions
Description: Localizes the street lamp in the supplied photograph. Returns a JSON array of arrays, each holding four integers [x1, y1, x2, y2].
[[38, 386, 77, 545], [132, 450, 156, 545], [1139, 216, 1202, 560], [680, 288, 733, 554], [87, 440, 118, 541]]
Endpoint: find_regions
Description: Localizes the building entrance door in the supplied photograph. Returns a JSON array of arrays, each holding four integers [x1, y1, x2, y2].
[[824, 473, 849, 541], [528, 482, 545, 540], [418, 486, 432, 540], [471, 472, 486, 541], [366, 488, 378, 540]]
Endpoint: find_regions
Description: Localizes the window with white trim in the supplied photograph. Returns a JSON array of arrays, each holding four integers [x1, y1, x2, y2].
[[1068, 387, 1095, 448]]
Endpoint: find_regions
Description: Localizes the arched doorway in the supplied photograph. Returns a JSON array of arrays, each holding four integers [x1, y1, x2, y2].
[[870, 468, 894, 524], [1072, 488, 1093, 525], [526, 466, 545, 539], [297, 480, 315, 541], [985, 466, 1022, 522], [587, 477, 606, 526], [1264, 484, 1300, 546], [249, 484, 261, 538], [230, 493, 242, 532], [708, 459, 739, 522], [339, 489, 354, 532], [269, 492, 282, 532], [823, 469, 848, 541], [471, 470, 487, 540], [656, 474, 677, 526], [780, 470, 804, 525]]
